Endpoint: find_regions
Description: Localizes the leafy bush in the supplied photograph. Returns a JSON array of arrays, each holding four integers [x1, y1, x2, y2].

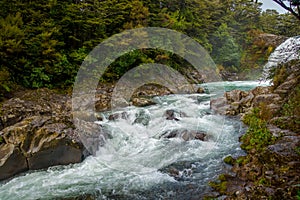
[[241, 108, 276, 151]]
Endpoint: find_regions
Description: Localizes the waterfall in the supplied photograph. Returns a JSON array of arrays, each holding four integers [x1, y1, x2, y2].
[[262, 36, 300, 80]]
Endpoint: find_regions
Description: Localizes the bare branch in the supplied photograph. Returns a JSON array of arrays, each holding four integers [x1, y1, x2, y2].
[[273, 0, 300, 21]]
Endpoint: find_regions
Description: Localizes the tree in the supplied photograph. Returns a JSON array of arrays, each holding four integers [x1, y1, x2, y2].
[[273, 0, 300, 20], [260, 9, 281, 35], [210, 23, 241, 69]]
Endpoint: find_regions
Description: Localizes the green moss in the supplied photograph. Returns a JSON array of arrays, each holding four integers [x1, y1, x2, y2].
[[241, 108, 276, 152], [209, 181, 228, 194], [235, 156, 251, 165], [224, 156, 235, 165], [218, 174, 227, 181]]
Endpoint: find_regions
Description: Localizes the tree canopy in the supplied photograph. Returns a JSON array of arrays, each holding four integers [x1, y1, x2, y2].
[[0, 0, 299, 97]]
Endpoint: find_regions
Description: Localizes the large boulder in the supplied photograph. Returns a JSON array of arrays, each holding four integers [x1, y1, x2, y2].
[[0, 89, 86, 180], [1, 116, 84, 170], [0, 144, 28, 180]]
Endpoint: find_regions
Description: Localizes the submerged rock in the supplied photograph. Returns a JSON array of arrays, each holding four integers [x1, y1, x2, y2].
[[164, 109, 187, 121], [133, 110, 150, 126], [161, 129, 207, 141], [108, 112, 128, 121]]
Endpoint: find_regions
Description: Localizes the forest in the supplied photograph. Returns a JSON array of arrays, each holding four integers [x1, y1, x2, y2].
[[0, 0, 299, 97]]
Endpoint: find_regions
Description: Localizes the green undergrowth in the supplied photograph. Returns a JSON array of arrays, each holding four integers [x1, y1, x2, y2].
[[241, 108, 276, 152], [223, 156, 235, 165], [209, 178, 228, 194]]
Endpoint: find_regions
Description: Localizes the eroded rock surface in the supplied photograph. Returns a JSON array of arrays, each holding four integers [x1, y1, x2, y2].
[[0, 89, 84, 180]]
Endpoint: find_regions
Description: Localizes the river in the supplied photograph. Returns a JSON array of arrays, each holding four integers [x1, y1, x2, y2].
[[0, 81, 269, 200]]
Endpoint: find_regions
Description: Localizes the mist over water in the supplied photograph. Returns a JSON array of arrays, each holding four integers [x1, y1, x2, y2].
[[0, 81, 268, 200]]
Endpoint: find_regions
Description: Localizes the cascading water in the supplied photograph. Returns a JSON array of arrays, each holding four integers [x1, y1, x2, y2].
[[262, 36, 300, 80], [0, 81, 269, 200]]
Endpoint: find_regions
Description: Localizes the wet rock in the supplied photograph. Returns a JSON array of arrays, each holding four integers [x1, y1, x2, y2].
[[168, 167, 180, 177], [164, 109, 187, 121], [108, 112, 128, 121], [0, 144, 28, 180], [27, 142, 82, 170], [127, 83, 174, 108], [224, 156, 235, 165], [196, 87, 205, 94], [162, 129, 206, 141], [75, 119, 111, 155], [0, 88, 88, 180], [133, 84, 172, 98], [131, 97, 156, 107], [225, 90, 248, 103], [194, 132, 206, 141], [1, 116, 85, 174], [133, 110, 150, 126], [165, 110, 179, 121], [210, 97, 230, 115]]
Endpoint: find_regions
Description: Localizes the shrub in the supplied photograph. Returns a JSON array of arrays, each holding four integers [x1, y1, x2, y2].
[[241, 108, 276, 152]]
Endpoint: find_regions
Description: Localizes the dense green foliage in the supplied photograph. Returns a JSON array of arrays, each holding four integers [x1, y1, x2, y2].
[[241, 108, 276, 151], [0, 0, 299, 96]]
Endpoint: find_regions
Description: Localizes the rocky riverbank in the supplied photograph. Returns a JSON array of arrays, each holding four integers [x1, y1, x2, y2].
[[1, 82, 200, 181], [209, 60, 300, 199]]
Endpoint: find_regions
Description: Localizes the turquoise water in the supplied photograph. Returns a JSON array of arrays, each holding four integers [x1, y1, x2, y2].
[[0, 81, 268, 200]]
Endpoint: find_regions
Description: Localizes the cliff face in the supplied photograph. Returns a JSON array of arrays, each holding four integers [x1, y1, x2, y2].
[[209, 57, 300, 198]]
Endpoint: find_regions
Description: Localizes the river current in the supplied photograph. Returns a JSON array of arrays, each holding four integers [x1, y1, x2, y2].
[[0, 81, 269, 200]]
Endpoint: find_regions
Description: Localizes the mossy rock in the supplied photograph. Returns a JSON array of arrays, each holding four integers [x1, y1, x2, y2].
[[209, 181, 228, 194], [224, 156, 235, 165]]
